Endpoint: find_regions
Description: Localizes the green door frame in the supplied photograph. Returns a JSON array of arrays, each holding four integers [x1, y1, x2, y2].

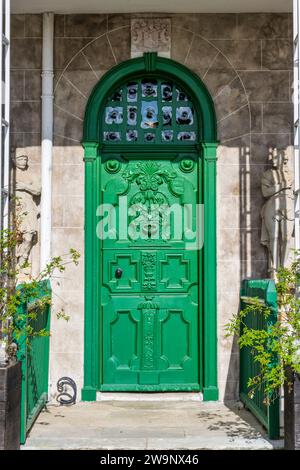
[[81, 53, 218, 401]]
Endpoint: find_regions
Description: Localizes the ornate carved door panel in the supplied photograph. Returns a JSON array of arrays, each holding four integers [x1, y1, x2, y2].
[[101, 157, 200, 391]]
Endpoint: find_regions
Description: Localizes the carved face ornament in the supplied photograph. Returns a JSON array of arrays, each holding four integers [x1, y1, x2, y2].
[[270, 149, 289, 170], [14, 155, 29, 171]]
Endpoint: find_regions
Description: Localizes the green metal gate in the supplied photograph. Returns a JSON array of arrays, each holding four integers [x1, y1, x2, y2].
[[240, 279, 280, 440], [16, 280, 51, 444]]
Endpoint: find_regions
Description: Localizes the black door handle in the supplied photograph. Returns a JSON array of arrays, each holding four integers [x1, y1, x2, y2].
[[115, 268, 123, 279]]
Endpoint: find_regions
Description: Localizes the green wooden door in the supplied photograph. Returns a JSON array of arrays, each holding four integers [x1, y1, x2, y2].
[[82, 54, 219, 402], [100, 156, 201, 391]]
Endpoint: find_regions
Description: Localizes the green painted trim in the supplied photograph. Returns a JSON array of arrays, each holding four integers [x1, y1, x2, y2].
[[82, 142, 100, 401], [240, 392, 268, 428], [83, 142, 99, 161], [83, 53, 217, 144], [240, 279, 280, 440], [202, 142, 219, 401], [82, 55, 218, 400], [203, 386, 219, 401], [101, 144, 199, 154], [81, 387, 97, 401], [16, 281, 51, 443], [101, 384, 200, 392]]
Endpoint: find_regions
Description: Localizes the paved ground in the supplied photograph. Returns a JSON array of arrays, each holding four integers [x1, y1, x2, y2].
[[22, 396, 284, 450]]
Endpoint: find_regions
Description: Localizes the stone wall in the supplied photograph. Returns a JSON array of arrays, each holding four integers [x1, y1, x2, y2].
[[11, 12, 293, 401]]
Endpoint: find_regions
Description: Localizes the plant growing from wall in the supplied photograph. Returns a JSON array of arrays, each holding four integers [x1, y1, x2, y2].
[[226, 255, 300, 403], [0, 211, 80, 364]]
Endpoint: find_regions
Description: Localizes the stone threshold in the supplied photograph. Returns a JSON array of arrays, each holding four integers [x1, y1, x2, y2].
[[96, 392, 203, 402]]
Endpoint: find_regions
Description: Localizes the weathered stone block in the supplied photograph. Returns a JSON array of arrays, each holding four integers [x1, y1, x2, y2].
[[108, 27, 131, 63], [217, 260, 241, 294], [237, 13, 290, 39], [251, 133, 291, 165], [185, 36, 218, 74], [65, 14, 107, 38], [214, 76, 247, 121], [218, 228, 266, 262], [108, 14, 131, 31], [171, 28, 194, 63], [81, 35, 116, 71], [217, 134, 251, 165], [241, 260, 268, 279], [63, 70, 105, 99], [240, 71, 290, 102], [49, 352, 83, 401], [10, 132, 24, 149], [53, 146, 84, 165], [25, 14, 42, 38], [52, 195, 64, 228], [55, 76, 87, 120], [11, 70, 24, 101], [11, 15, 25, 38], [250, 103, 263, 133], [63, 196, 84, 228], [23, 133, 41, 147], [54, 15, 65, 37], [172, 13, 238, 39], [263, 103, 293, 133], [50, 315, 84, 354], [11, 38, 42, 69], [218, 105, 250, 141], [54, 38, 90, 71], [203, 53, 237, 98], [211, 39, 261, 70], [262, 39, 293, 70], [53, 107, 83, 142], [25, 70, 42, 101], [52, 163, 84, 197], [218, 353, 239, 383], [11, 102, 41, 133]]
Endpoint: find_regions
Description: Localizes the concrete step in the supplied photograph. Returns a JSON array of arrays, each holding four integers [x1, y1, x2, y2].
[[21, 401, 284, 450]]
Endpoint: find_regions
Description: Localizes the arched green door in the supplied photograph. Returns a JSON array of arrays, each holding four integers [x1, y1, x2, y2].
[[82, 54, 219, 399]]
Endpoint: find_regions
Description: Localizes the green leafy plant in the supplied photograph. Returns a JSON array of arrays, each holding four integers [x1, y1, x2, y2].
[[226, 254, 300, 403], [0, 212, 80, 364]]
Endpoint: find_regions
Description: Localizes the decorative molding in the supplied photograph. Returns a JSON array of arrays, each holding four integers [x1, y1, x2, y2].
[[144, 52, 157, 72], [105, 159, 121, 174], [139, 297, 159, 370], [142, 252, 157, 291], [83, 141, 99, 162], [202, 142, 218, 161], [131, 19, 171, 59], [123, 161, 176, 209], [179, 159, 195, 173]]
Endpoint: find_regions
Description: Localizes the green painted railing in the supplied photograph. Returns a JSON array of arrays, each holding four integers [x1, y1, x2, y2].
[[240, 279, 280, 440], [16, 280, 51, 445]]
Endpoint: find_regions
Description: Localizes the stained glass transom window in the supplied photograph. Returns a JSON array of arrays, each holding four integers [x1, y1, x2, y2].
[[102, 78, 198, 144]]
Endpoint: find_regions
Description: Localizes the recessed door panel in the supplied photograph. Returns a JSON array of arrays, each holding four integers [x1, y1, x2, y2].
[[102, 294, 199, 390]]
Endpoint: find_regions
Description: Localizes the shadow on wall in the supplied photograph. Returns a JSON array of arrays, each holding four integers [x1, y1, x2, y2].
[[222, 139, 293, 403]]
